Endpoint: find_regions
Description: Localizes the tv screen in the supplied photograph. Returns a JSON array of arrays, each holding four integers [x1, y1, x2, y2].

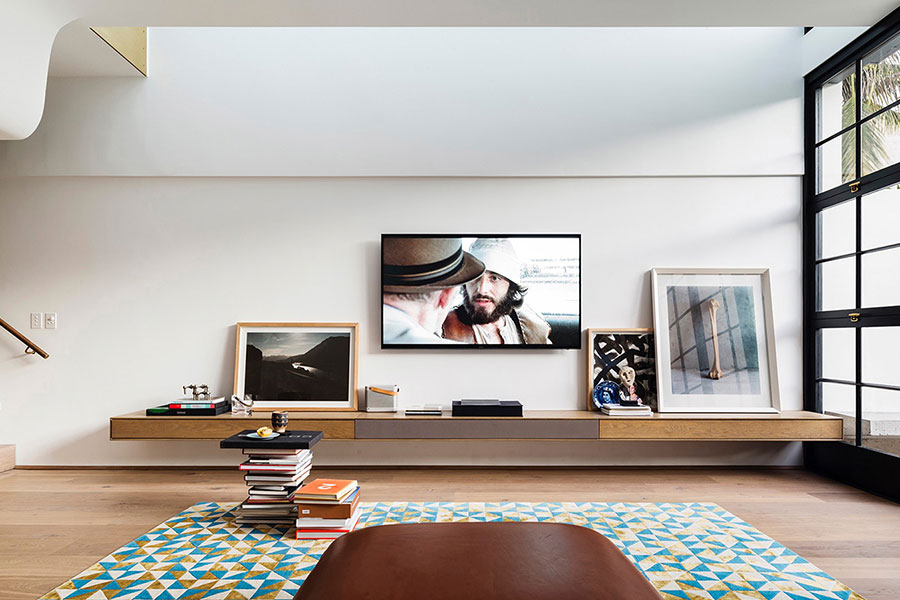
[[382, 234, 581, 349]]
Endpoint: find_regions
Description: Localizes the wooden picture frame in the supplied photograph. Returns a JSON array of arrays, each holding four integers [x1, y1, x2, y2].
[[651, 268, 780, 413], [233, 322, 359, 411], [586, 328, 656, 411]]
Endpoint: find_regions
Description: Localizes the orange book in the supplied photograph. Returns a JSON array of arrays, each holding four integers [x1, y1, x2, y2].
[[294, 478, 358, 501]]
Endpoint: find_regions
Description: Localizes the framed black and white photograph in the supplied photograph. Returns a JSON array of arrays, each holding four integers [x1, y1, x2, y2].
[[587, 329, 657, 410], [651, 269, 780, 413], [233, 322, 359, 410]]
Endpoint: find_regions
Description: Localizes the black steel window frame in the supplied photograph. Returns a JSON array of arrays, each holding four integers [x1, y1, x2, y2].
[[803, 7, 900, 503]]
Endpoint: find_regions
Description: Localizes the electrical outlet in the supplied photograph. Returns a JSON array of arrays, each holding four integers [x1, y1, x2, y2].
[[30, 313, 42, 329], [44, 312, 57, 329]]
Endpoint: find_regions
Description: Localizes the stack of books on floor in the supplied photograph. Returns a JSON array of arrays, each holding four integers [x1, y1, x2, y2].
[[236, 447, 313, 525], [601, 403, 653, 416], [294, 478, 361, 539]]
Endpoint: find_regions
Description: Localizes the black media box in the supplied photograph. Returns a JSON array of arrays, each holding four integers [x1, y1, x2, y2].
[[451, 400, 523, 417]]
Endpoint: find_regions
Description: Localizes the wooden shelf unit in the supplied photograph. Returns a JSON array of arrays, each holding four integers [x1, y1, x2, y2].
[[110, 410, 843, 442]]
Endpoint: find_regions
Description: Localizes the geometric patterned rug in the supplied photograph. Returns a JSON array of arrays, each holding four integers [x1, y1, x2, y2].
[[38, 501, 864, 600]]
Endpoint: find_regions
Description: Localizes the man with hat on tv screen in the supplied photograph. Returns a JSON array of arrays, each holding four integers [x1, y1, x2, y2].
[[383, 237, 485, 345], [442, 237, 552, 345]]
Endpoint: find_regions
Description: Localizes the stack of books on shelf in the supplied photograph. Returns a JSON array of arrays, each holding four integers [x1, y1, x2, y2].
[[294, 478, 362, 539], [146, 396, 228, 416], [236, 447, 313, 525], [600, 403, 653, 416]]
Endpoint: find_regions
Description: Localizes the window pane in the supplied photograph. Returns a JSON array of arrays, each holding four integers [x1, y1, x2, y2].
[[822, 381, 856, 417], [861, 106, 900, 176], [822, 382, 855, 444], [817, 200, 856, 259], [861, 246, 900, 307], [861, 387, 900, 457], [862, 326, 900, 386], [862, 185, 900, 250], [817, 129, 856, 193], [817, 64, 856, 142], [862, 33, 900, 118], [817, 257, 856, 311], [820, 328, 856, 381]]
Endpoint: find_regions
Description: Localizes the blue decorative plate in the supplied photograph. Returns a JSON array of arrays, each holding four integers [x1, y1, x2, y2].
[[592, 381, 620, 409], [242, 432, 281, 440]]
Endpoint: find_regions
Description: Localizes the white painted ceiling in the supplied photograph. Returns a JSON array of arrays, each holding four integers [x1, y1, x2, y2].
[[38, 0, 900, 28]]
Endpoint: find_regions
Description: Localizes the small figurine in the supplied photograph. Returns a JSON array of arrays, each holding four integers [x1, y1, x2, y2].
[[183, 384, 210, 402], [617, 366, 642, 406]]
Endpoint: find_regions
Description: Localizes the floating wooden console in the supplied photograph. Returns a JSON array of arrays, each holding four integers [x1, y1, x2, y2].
[[109, 410, 843, 442]]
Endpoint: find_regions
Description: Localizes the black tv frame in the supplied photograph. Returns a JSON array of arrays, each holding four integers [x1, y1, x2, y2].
[[380, 233, 582, 350]]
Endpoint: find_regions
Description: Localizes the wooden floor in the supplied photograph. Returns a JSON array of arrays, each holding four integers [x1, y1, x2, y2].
[[1, 467, 898, 600]]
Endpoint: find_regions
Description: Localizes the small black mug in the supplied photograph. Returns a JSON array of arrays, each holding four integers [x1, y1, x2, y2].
[[271, 411, 289, 433]]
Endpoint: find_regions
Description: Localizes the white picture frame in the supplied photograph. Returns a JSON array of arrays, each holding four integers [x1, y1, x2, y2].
[[650, 268, 780, 413], [233, 322, 359, 411]]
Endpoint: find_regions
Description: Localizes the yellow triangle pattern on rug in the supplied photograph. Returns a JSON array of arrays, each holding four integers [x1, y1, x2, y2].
[[38, 501, 865, 600]]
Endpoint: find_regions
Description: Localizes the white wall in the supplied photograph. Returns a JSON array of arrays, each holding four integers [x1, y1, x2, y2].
[[0, 27, 803, 177], [0, 0, 887, 139], [0, 27, 808, 465], [0, 176, 803, 466], [802, 27, 870, 76]]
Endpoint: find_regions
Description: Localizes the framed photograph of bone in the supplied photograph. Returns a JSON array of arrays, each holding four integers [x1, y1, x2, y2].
[[586, 329, 656, 411], [650, 269, 780, 413], [233, 322, 359, 411]]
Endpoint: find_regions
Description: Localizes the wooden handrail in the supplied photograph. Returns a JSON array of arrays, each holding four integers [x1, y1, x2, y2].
[[0, 316, 49, 359]]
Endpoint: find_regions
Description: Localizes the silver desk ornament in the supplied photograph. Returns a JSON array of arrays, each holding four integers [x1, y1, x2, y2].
[[183, 384, 210, 402]]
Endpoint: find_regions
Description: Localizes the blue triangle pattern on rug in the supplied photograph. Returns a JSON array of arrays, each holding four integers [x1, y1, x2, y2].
[[37, 501, 865, 600]]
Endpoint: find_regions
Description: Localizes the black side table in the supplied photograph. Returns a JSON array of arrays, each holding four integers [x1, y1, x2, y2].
[[220, 430, 324, 450]]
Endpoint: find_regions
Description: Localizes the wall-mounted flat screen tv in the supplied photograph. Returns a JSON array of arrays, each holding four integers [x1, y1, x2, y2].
[[382, 234, 581, 349]]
